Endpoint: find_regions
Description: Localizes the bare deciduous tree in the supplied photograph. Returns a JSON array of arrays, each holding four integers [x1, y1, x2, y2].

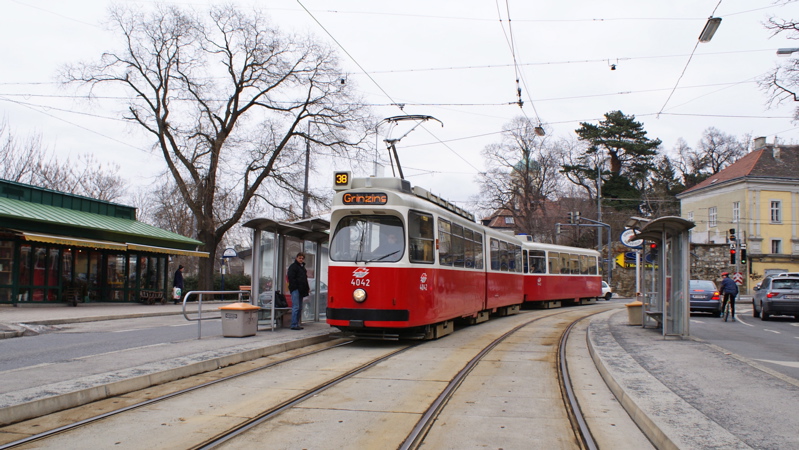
[[1, 120, 125, 201], [63, 4, 372, 288], [760, 17, 799, 119], [477, 118, 566, 240]]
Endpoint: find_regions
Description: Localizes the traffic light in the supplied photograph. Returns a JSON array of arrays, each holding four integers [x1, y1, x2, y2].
[[567, 212, 574, 224], [574, 211, 581, 222], [730, 247, 736, 264], [729, 228, 736, 243], [740, 249, 747, 264], [556, 224, 561, 234], [649, 242, 658, 257]]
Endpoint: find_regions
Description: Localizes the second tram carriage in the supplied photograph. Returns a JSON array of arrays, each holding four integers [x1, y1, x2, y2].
[[326, 173, 602, 339]]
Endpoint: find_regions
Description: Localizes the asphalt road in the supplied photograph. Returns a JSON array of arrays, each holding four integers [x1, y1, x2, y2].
[[0, 316, 220, 372], [689, 302, 799, 380]]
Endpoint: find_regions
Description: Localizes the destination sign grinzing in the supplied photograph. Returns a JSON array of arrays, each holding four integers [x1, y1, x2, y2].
[[342, 192, 388, 205]]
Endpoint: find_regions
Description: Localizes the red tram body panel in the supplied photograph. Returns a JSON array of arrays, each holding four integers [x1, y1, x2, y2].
[[326, 173, 603, 339]]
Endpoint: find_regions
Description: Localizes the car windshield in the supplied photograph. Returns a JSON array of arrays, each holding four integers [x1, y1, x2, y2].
[[690, 280, 716, 291], [330, 215, 404, 263]]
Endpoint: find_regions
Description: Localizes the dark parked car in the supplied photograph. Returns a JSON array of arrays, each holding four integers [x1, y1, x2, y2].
[[753, 276, 799, 320], [689, 280, 722, 316]]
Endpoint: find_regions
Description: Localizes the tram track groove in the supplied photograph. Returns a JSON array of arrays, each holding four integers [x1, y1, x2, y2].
[[399, 307, 610, 450], [2, 306, 614, 449], [0, 339, 357, 449]]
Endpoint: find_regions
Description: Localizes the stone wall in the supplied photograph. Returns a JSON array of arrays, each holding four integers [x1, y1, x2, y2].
[[609, 243, 731, 297]]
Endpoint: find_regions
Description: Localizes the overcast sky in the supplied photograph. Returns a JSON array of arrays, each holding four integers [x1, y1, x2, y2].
[[2, 0, 798, 212]]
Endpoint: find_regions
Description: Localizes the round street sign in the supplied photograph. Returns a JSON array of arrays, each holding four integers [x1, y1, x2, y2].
[[620, 228, 643, 249]]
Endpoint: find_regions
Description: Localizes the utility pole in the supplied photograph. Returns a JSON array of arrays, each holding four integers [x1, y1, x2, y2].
[[302, 122, 310, 219]]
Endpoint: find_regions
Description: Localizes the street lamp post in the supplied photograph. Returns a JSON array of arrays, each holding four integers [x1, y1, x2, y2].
[[302, 120, 345, 219]]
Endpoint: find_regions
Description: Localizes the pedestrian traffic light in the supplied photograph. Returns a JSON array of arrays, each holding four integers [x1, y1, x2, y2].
[[740, 249, 747, 264], [729, 228, 736, 242], [730, 248, 736, 264]]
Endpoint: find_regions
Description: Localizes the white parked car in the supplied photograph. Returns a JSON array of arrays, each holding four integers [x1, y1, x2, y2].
[[601, 281, 613, 301]]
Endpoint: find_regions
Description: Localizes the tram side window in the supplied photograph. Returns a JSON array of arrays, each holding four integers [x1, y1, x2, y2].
[[529, 250, 546, 273], [451, 223, 465, 267], [409, 211, 434, 263], [490, 238, 500, 270], [560, 253, 570, 274], [499, 241, 509, 271], [570, 255, 580, 274], [474, 233, 484, 270], [510, 244, 522, 273], [548, 252, 560, 274], [588, 256, 598, 275], [463, 228, 474, 268], [438, 219, 452, 266]]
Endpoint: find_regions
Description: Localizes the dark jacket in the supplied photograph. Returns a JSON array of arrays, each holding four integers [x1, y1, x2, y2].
[[720, 276, 738, 295], [173, 269, 184, 290], [287, 260, 310, 297]]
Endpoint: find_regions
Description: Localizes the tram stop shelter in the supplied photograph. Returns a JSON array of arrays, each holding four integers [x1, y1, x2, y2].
[[627, 216, 695, 337], [243, 217, 329, 331]]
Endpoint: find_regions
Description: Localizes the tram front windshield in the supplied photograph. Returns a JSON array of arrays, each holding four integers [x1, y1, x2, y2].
[[330, 215, 404, 262]]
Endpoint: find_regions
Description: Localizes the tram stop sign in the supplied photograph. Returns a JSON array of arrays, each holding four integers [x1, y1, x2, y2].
[[732, 272, 744, 284]]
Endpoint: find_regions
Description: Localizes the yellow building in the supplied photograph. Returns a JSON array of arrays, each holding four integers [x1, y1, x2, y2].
[[677, 138, 799, 292]]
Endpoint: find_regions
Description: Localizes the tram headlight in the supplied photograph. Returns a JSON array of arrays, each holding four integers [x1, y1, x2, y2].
[[353, 288, 367, 303]]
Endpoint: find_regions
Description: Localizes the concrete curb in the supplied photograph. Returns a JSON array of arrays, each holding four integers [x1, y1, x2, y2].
[[0, 333, 338, 426], [586, 311, 678, 450]]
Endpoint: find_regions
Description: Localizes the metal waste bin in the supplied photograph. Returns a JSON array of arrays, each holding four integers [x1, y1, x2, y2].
[[625, 300, 643, 326], [219, 302, 261, 337]]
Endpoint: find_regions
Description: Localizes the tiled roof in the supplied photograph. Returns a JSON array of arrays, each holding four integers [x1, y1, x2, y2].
[[679, 145, 799, 196]]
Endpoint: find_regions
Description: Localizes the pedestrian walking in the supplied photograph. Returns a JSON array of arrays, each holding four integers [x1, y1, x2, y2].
[[720, 271, 738, 320], [173, 265, 184, 305], [287, 253, 310, 330]]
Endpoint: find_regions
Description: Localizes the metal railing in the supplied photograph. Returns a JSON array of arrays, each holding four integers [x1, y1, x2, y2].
[[181, 290, 250, 339]]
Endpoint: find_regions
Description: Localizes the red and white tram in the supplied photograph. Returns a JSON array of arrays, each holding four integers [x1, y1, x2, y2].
[[326, 173, 602, 339]]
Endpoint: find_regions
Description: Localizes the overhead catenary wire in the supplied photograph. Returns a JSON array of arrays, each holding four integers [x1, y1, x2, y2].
[[657, 0, 725, 117]]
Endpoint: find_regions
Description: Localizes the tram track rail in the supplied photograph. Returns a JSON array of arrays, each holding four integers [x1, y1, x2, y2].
[[400, 307, 607, 450], [0, 339, 358, 449], [2, 306, 613, 449]]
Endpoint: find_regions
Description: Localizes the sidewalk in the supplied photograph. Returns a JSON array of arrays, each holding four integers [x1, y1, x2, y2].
[[588, 307, 799, 449]]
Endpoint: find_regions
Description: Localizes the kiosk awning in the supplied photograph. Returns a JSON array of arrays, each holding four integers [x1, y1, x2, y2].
[[19, 231, 128, 251], [127, 243, 209, 258]]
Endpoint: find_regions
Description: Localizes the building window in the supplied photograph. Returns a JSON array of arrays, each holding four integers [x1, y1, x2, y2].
[[504, 216, 514, 224], [770, 201, 781, 223], [772, 240, 782, 254], [687, 211, 694, 222], [732, 202, 739, 223], [708, 207, 717, 228]]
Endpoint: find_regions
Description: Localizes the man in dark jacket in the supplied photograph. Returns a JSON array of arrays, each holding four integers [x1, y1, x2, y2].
[[720, 272, 738, 320], [287, 253, 310, 330]]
